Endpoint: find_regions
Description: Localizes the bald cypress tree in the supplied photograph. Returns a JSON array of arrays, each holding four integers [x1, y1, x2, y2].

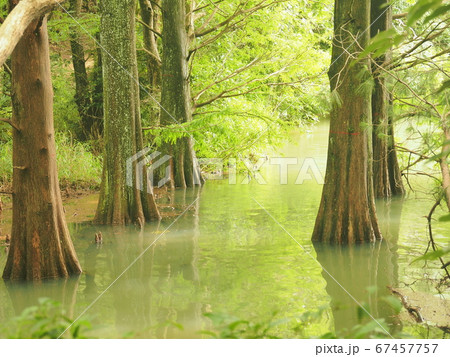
[[3, 1, 81, 280], [94, 0, 161, 225], [312, 0, 382, 244]]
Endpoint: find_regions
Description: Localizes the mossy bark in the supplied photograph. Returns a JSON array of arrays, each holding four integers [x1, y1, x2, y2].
[[160, 0, 201, 188], [94, 0, 160, 225], [3, 6, 82, 280], [371, 0, 405, 198], [312, 0, 382, 244]]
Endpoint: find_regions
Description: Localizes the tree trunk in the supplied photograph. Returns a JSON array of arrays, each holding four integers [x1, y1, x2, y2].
[[3, 7, 82, 280], [160, 0, 201, 188], [139, 0, 161, 91], [94, 0, 161, 225], [69, 0, 97, 142], [371, 0, 405, 198], [138, 0, 161, 140], [311, 0, 382, 244]]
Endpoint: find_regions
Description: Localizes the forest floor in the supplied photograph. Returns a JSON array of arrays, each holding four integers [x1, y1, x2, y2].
[[0, 185, 173, 238]]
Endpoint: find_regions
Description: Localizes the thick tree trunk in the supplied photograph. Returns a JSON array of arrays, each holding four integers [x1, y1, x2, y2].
[[160, 0, 201, 188], [94, 0, 161, 225], [311, 0, 382, 244], [3, 9, 82, 280], [371, 0, 405, 198], [0, 0, 66, 68]]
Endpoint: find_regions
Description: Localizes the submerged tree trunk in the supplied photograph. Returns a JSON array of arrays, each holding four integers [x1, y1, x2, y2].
[[160, 0, 201, 188], [94, 0, 161, 225], [3, 7, 82, 280], [311, 0, 382, 244], [371, 0, 405, 198]]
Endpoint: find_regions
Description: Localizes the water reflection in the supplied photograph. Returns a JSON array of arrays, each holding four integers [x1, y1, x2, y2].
[[313, 199, 404, 336], [3, 276, 80, 319]]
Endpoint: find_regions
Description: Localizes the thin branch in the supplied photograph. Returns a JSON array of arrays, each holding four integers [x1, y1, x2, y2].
[[0, 118, 19, 131], [426, 198, 450, 280], [137, 47, 162, 66], [135, 16, 162, 38]]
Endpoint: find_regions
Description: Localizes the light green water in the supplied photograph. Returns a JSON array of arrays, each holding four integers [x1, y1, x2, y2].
[[0, 122, 448, 338]]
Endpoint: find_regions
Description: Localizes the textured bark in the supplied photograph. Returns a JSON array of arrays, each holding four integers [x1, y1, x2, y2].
[[94, 0, 160, 225], [371, 0, 405, 198], [3, 6, 82, 280], [311, 0, 382, 244], [160, 0, 201, 188], [138, 0, 161, 139], [0, 0, 65, 68], [139, 0, 161, 91]]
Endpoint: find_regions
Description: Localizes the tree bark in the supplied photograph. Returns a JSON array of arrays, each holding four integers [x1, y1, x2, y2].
[[138, 0, 161, 137], [311, 0, 382, 244], [139, 0, 161, 91], [0, 0, 66, 68], [3, 5, 82, 280], [69, 0, 98, 142], [94, 0, 161, 225], [160, 0, 201, 188], [371, 0, 405, 198]]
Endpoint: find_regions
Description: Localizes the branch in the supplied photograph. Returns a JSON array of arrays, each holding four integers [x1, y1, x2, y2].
[[0, 118, 19, 131], [195, 0, 284, 38], [0, 0, 66, 68], [193, 56, 263, 102], [137, 47, 162, 66], [426, 198, 450, 280], [135, 16, 162, 38], [194, 65, 288, 108], [393, 13, 407, 20]]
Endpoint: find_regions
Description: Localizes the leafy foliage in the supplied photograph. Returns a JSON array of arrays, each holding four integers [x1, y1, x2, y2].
[[0, 298, 91, 339]]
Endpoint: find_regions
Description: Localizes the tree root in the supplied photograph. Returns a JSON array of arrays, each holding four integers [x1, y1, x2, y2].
[[388, 286, 424, 323]]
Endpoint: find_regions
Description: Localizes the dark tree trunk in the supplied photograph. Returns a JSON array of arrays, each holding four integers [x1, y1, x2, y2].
[[138, 0, 161, 140], [160, 0, 201, 188], [3, 7, 82, 280], [94, 0, 161, 225], [90, 31, 104, 146], [69, 0, 94, 142], [311, 0, 382, 244], [371, 0, 405, 198]]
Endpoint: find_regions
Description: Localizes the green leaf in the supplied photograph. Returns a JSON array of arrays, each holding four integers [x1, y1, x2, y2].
[[412, 248, 450, 262], [407, 0, 444, 26], [439, 214, 450, 222], [382, 296, 403, 314], [424, 4, 450, 23]]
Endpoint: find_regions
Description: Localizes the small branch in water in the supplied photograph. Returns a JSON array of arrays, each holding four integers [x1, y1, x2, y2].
[[388, 287, 424, 323]]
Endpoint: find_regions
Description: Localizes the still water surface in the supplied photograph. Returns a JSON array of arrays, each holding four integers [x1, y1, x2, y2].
[[0, 122, 448, 338]]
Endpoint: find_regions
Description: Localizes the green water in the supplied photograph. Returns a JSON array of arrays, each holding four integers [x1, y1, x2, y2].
[[0, 122, 448, 338]]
